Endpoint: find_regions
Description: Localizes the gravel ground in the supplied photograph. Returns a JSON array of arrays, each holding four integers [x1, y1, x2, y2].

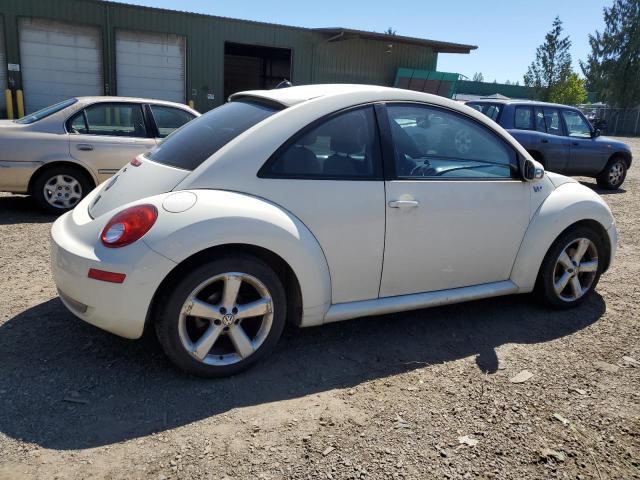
[[1, 138, 639, 480]]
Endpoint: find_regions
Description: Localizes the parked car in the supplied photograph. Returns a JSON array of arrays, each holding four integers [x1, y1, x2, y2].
[[51, 84, 617, 377], [466, 100, 632, 189], [0, 97, 199, 212]]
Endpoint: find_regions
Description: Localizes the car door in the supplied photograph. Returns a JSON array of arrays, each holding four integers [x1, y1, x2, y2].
[[256, 105, 386, 304], [560, 109, 607, 176], [147, 104, 197, 140], [535, 106, 571, 173], [68, 102, 157, 183], [380, 103, 531, 297]]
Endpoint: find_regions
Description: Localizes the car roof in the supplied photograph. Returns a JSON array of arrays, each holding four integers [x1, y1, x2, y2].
[[75, 96, 197, 110], [230, 84, 415, 107], [467, 99, 579, 110]]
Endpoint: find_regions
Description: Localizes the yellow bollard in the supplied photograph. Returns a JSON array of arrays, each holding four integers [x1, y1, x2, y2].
[[188, 100, 195, 109], [16, 90, 25, 118], [4, 90, 14, 120]]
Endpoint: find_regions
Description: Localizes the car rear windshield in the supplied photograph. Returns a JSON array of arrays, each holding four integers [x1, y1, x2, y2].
[[145, 100, 282, 171], [14, 98, 78, 124], [467, 102, 503, 122]]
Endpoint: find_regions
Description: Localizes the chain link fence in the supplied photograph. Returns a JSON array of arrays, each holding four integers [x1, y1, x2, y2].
[[577, 105, 640, 136]]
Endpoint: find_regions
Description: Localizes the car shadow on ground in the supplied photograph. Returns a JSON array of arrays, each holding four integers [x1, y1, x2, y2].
[[0, 195, 57, 225], [0, 292, 605, 450], [579, 180, 627, 195]]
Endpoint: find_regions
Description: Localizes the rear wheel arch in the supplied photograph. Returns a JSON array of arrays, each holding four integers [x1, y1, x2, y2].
[[146, 244, 304, 334], [28, 161, 97, 195]]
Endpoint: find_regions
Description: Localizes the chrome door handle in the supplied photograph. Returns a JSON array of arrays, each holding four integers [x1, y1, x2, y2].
[[388, 200, 420, 208], [77, 144, 94, 151]]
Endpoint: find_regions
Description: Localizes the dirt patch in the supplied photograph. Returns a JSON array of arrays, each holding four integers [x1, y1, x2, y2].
[[1, 138, 639, 479]]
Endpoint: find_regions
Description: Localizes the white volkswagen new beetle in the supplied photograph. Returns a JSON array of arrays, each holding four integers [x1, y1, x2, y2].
[[51, 84, 617, 377]]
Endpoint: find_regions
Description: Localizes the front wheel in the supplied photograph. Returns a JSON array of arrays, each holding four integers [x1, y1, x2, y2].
[[596, 157, 627, 190], [536, 226, 604, 309], [155, 255, 287, 377]]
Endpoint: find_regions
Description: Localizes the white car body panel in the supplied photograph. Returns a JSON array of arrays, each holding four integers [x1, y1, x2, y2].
[[49, 84, 618, 342]]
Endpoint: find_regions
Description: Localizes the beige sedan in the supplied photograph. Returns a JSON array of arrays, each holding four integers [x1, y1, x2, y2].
[[0, 97, 199, 212]]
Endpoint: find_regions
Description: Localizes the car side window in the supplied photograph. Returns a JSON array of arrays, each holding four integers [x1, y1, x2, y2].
[[69, 112, 88, 134], [80, 103, 148, 138], [542, 107, 563, 136], [150, 105, 195, 138], [534, 107, 547, 132], [387, 104, 516, 179], [561, 110, 592, 138], [263, 106, 381, 179], [514, 106, 533, 130]]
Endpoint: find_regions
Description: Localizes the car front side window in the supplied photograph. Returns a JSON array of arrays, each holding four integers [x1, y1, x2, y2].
[[387, 104, 516, 179], [261, 106, 382, 179], [542, 107, 563, 136], [562, 110, 592, 138]]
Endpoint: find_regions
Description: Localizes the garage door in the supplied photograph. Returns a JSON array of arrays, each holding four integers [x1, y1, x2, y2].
[[0, 20, 7, 113], [116, 30, 185, 103], [19, 18, 103, 113]]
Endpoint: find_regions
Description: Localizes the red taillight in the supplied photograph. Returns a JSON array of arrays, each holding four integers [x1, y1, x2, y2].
[[100, 204, 158, 248], [130, 158, 143, 167], [88, 268, 126, 283]]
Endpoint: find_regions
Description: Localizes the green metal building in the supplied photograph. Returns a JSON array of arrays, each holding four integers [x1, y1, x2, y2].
[[0, 0, 475, 114]]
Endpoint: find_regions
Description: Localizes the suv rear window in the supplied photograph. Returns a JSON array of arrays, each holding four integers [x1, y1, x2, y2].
[[145, 100, 281, 170], [467, 103, 503, 121]]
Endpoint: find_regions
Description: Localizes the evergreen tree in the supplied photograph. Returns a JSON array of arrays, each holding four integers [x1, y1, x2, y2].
[[524, 16, 572, 101], [472, 72, 484, 82], [581, 0, 640, 107]]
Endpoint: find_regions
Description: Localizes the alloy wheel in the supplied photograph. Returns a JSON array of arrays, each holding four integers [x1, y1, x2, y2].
[[178, 272, 274, 365], [43, 174, 83, 209], [608, 161, 624, 186], [553, 238, 599, 302]]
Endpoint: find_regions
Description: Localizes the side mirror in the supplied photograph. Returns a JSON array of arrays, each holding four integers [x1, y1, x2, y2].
[[523, 159, 544, 181], [591, 128, 601, 138]]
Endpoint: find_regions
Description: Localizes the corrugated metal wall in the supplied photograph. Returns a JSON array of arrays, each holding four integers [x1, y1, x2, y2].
[[0, 0, 438, 112]]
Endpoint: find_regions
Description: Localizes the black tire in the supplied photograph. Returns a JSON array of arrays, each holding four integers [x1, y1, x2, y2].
[[536, 226, 604, 309], [155, 255, 287, 378], [31, 165, 94, 214], [596, 156, 627, 190]]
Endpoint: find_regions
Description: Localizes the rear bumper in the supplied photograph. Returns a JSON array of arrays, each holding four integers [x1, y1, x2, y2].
[[50, 208, 176, 339], [0, 160, 41, 193]]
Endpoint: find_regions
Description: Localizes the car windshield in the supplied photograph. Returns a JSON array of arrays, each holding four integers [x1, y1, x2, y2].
[[14, 98, 78, 124], [145, 100, 281, 171], [467, 103, 503, 122]]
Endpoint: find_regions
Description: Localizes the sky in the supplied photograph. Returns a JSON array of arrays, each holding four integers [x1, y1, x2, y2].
[[112, 0, 610, 84]]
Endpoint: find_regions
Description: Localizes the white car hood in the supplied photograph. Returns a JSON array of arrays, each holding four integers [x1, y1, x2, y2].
[[545, 171, 578, 188]]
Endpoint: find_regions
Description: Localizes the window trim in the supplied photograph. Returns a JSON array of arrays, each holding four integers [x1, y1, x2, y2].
[[466, 102, 504, 123], [65, 101, 154, 139], [257, 103, 385, 181], [380, 101, 522, 182]]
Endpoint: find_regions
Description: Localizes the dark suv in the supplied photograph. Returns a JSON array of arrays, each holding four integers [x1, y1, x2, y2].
[[467, 100, 632, 189]]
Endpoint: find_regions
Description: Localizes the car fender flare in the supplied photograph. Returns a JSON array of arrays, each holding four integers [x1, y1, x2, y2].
[[29, 158, 99, 193], [142, 189, 332, 326], [510, 182, 614, 292]]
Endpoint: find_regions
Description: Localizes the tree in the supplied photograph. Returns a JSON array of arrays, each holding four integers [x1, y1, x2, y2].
[[472, 72, 484, 82], [581, 0, 640, 107], [524, 16, 572, 101], [548, 72, 588, 105], [384, 28, 397, 35]]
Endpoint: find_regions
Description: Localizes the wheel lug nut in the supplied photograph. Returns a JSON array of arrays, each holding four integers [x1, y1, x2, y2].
[[220, 307, 226, 314], [232, 307, 238, 314], [213, 319, 221, 326]]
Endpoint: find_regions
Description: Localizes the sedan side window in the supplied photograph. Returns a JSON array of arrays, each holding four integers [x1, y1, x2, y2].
[[82, 103, 148, 138], [562, 110, 592, 138], [387, 104, 516, 179], [262, 106, 382, 179], [150, 105, 195, 138]]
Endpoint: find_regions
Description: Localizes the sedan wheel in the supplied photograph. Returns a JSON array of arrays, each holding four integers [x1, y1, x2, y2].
[[537, 227, 603, 309], [43, 174, 84, 210], [156, 255, 287, 377]]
